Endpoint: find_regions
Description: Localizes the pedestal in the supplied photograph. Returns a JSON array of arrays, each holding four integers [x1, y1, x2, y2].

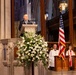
[[24, 62, 34, 75]]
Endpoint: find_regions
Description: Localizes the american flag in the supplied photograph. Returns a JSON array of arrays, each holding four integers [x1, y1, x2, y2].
[[58, 14, 66, 60]]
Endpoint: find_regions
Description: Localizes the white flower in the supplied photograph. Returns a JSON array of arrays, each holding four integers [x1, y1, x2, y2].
[[21, 56, 25, 59], [27, 42, 29, 44], [43, 49, 46, 51], [17, 53, 21, 56], [30, 40, 32, 43], [20, 44, 23, 47], [46, 59, 48, 62], [33, 48, 36, 51], [40, 40, 42, 42], [22, 39, 25, 43], [22, 53, 25, 56], [28, 50, 31, 52], [46, 54, 48, 57], [24, 48, 26, 51], [29, 47, 33, 49], [32, 51, 36, 54], [21, 37, 24, 40], [39, 54, 41, 57], [31, 54, 34, 57], [40, 51, 42, 54], [28, 53, 30, 56], [36, 56, 39, 59], [32, 57, 35, 61], [42, 45, 45, 47], [26, 51, 28, 54]]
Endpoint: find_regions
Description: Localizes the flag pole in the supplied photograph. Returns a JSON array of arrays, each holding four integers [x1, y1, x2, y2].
[[58, 1, 67, 71], [68, 0, 73, 46]]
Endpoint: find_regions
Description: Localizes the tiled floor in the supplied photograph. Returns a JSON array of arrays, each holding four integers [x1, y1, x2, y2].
[[47, 70, 76, 75]]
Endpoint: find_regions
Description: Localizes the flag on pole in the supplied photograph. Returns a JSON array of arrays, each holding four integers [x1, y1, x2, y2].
[[58, 13, 66, 60]]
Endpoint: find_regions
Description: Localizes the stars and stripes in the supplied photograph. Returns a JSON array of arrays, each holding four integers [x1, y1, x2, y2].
[[58, 14, 66, 60]]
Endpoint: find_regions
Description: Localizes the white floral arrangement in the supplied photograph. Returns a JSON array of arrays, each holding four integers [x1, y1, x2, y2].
[[17, 32, 48, 67]]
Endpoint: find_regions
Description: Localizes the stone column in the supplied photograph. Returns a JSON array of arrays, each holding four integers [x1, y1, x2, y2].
[[0, 0, 5, 39], [8, 41, 14, 75], [0, 0, 11, 39], [27, 0, 31, 20], [5, 0, 11, 39], [0, 43, 4, 74]]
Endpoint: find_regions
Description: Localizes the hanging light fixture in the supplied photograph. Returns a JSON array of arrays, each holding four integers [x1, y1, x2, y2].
[[59, 0, 68, 12]]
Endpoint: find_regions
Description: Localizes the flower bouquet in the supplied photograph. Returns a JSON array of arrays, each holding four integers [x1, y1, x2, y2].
[[16, 32, 48, 67]]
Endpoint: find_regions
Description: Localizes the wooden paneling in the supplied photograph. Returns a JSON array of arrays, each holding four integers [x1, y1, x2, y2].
[[11, 0, 15, 38], [62, 56, 69, 71], [40, 0, 47, 40], [73, 25, 76, 46], [72, 56, 76, 70], [14, 46, 18, 60], [55, 56, 69, 71], [55, 56, 62, 71], [68, 0, 74, 45]]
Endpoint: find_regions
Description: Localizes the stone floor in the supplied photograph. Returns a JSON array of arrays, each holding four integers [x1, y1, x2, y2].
[[47, 70, 76, 75]]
